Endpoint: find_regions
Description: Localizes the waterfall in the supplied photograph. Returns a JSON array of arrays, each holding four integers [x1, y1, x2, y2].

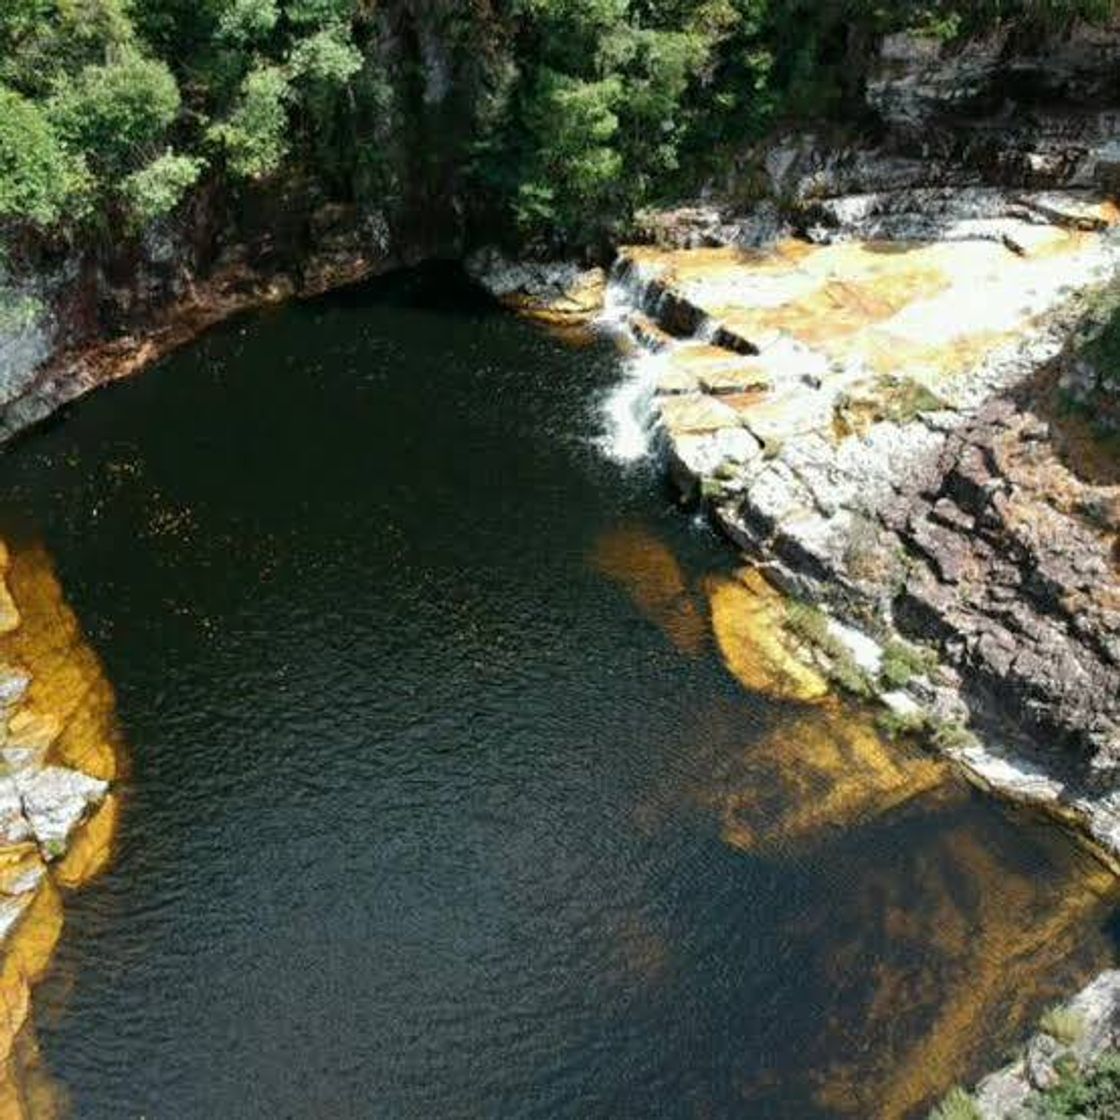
[[594, 259, 669, 463]]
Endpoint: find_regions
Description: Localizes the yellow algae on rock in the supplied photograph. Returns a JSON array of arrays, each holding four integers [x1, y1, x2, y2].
[[0, 547, 19, 639], [0, 882, 65, 1120], [0, 540, 127, 1118], [706, 567, 830, 702], [626, 229, 1118, 468], [0, 544, 121, 782], [590, 526, 708, 656], [721, 702, 948, 853], [0, 883, 62, 1063], [0, 1024, 68, 1120], [54, 793, 120, 891]]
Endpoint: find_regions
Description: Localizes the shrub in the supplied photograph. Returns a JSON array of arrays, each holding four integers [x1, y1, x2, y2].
[[1039, 1006, 1084, 1046], [48, 53, 181, 179], [930, 718, 979, 753], [784, 599, 878, 699], [0, 85, 84, 226], [877, 709, 930, 740], [929, 1086, 982, 1120], [207, 65, 291, 180], [121, 151, 205, 225], [880, 639, 939, 691], [1030, 1052, 1120, 1119]]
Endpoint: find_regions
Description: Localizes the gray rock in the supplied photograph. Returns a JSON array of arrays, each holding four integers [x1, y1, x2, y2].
[[16, 766, 108, 853]]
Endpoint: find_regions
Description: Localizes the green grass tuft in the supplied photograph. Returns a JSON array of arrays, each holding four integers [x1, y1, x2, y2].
[[929, 1086, 982, 1120]]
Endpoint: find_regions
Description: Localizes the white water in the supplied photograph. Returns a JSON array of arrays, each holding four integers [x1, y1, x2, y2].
[[594, 264, 668, 464]]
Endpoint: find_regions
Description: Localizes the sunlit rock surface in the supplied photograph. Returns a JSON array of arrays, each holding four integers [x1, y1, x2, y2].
[[605, 192, 1120, 859], [0, 543, 123, 1116]]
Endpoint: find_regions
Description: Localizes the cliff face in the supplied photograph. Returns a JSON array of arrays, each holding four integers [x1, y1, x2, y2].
[[869, 22, 1120, 190], [0, 0, 501, 440]]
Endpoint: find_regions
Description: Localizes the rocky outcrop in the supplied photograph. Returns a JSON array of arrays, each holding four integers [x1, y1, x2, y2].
[[465, 248, 606, 325], [601, 188, 1120, 861], [973, 970, 1120, 1118], [0, 200, 406, 443], [867, 22, 1120, 190]]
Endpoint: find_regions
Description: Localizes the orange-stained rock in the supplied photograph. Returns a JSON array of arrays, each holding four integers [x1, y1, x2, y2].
[[706, 567, 830, 702]]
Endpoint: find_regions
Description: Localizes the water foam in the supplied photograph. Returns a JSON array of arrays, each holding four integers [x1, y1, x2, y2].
[[594, 266, 665, 463]]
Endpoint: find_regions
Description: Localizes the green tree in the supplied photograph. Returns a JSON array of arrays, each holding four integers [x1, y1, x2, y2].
[[207, 64, 291, 178], [48, 53, 181, 180], [0, 85, 85, 226], [121, 150, 206, 225]]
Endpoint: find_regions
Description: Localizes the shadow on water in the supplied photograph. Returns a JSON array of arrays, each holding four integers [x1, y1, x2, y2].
[[0, 265, 1111, 1119]]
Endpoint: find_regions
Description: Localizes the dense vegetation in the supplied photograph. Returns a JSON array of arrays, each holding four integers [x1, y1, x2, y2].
[[1, 0, 1117, 251], [1028, 1052, 1120, 1118]]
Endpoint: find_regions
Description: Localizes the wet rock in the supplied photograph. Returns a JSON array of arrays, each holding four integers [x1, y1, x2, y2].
[[16, 768, 106, 856], [657, 394, 743, 436], [464, 248, 605, 323], [611, 195, 1120, 859], [975, 970, 1120, 1118]]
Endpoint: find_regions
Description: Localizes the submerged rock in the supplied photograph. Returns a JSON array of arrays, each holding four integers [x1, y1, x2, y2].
[[0, 542, 125, 1115], [975, 970, 1120, 1118]]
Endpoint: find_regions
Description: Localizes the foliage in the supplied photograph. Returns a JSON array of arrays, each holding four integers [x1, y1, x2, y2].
[[1, 0, 1118, 243], [1029, 1052, 1120, 1119], [1039, 1006, 1084, 1046], [47, 53, 181, 180], [877, 708, 930, 740], [928, 1087, 982, 1120], [929, 718, 979, 753], [0, 85, 84, 226], [880, 640, 939, 691], [122, 151, 206, 225], [783, 599, 878, 699], [207, 65, 291, 179]]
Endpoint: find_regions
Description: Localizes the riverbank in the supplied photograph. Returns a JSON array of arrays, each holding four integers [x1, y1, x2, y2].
[[577, 193, 1120, 873], [0, 542, 123, 1116]]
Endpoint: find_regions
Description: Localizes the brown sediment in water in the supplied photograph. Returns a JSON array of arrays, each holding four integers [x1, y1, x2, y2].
[[721, 702, 950, 854], [696, 565, 1118, 1118], [595, 531, 1119, 1116], [0, 543, 125, 1117], [814, 828, 1117, 1119], [2, 546, 121, 783], [705, 567, 830, 703], [590, 526, 709, 657]]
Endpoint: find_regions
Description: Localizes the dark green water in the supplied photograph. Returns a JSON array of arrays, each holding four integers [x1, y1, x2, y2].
[[0, 268, 1115, 1119]]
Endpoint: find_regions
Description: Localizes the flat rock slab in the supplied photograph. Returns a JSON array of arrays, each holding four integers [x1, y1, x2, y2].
[[658, 394, 743, 435], [1015, 191, 1120, 231]]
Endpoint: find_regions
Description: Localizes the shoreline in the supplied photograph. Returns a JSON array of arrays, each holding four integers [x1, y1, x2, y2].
[[557, 198, 1120, 877], [0, 541, 126, 1116], [0, 225, 1111, 1111]]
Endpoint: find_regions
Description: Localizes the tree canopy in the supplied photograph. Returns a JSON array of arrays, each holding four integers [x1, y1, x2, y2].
[[0, 0, 1115, 246]]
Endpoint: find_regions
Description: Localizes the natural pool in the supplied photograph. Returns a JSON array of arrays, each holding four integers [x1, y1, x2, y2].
[[0, 268, 1115, 1118]]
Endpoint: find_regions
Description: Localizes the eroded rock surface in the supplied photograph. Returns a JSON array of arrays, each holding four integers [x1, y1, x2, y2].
[[606, 191, 1120, 858]]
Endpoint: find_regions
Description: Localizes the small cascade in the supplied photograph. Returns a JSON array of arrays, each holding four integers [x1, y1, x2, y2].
[[594, 256, 674, 463]]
